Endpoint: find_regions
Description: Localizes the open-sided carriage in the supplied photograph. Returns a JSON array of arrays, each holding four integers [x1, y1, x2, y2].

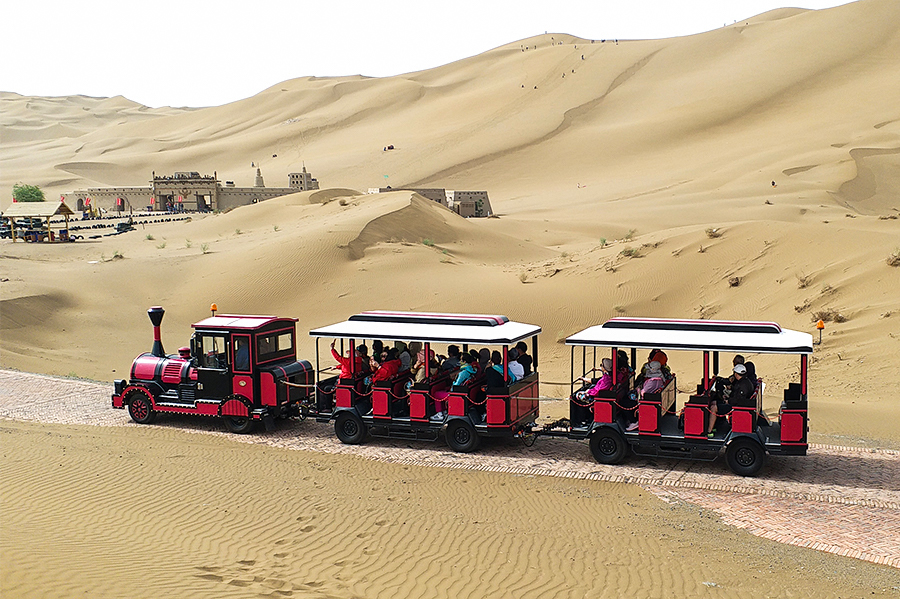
[[308, 311, 541, 451], [539, 317, 812, 476]]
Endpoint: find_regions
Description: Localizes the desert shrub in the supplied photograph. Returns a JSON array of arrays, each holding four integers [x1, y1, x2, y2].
[[619, 246, 639, 258], [201, 243, 209, 254], [705, 227, 723, 238], [887, 249, 900, 267], [797, 273, 811, 289], [624, 229, 636, 241], [422, 239, 435, 247], [728, 276, 741, 287], [185, 239, 192, 248], [812, 308, 847, 323], [519, 272, 528, 283], [235, 228, 242, 235], [599, 237, 607, 247], [145, 234, 154, 241], [112, 250, 124, 260], [157, 242, 167, 249]]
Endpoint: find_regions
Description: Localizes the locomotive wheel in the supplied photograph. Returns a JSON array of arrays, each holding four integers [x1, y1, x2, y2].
[[223, 415, 255, 434], [589, 428, 627, 464], [335, 412, 367, 445], [725, 438, 766, 477], [127, 391, 156, 425], [446, 420, 479, 453]]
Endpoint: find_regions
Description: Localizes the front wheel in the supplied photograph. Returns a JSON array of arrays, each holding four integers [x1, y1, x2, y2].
[[725, 438, 766, 476], [446, 420, 479, 453], [589, 428, 627, 464], [335, 412, 367, 445], [223, 415, 255, 434], [127, 391, 156, 424]]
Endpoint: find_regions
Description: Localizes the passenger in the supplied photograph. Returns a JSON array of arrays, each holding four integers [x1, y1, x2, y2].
[[234, 338, 250, 371], [485, 352, 508, 389], [408, 341, 424, 380], [469, 348, 481, 371], [508, 348, 525, 381], [373, 347, 402, 382], [575, 358, 614, 400], [743, 361, 758, 386], [395, 341, 411, 371], [514, 341, 533, 375], [356, 344, 371, 374], [478, 348, 491, 373], [330, 341, 366, 379], [442, 345, 461, 371], [489, 350, 518, 385], [729, 363, 756, 407], [637, 361, 665, 399], [708, 363, 751, 435], [453, 352, 478, 386]]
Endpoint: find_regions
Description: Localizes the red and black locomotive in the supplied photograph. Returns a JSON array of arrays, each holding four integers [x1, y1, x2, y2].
[[112, 306, 314, 433]]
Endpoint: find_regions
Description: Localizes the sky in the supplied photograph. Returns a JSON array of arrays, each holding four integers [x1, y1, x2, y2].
[[4, 0, 853, 108]]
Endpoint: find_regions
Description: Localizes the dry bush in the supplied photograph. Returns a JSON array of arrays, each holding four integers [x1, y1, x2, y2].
[[619, 246, 639, 258], [812, 308, 847, 323], [728, 276, 741, 287], [887, 249, 900, 267], [797, 273, 812, 289], [794, 299, 811, 313], [705, 227, 723, 239]]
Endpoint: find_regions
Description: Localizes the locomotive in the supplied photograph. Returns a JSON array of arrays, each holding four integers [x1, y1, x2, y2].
[[112, 305, 314, 433]]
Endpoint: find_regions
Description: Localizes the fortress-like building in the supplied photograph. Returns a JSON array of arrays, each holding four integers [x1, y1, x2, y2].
[[367, 187, 492, 217], [62, 166, 319, 213]]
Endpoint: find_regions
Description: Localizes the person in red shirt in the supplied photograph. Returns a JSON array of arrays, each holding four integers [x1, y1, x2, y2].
[[373, 347, 402, 382], [331, 341, 366, 379]]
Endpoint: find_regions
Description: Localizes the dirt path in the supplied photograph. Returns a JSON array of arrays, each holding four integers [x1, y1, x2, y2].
[[2, 369, 897, 569]]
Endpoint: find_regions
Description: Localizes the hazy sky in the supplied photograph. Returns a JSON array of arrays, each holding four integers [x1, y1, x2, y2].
[[4, 0, 852, 108]]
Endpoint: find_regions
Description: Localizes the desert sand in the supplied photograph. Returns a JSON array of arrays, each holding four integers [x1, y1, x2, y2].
[[1, 0, 900, 597]]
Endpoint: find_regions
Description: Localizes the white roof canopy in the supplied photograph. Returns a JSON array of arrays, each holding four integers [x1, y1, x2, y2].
[[566, 317, 812, 355], [310, 311, 541, 345]]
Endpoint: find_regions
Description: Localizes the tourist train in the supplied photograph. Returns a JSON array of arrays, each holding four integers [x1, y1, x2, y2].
[[112, 306, 813, 476]]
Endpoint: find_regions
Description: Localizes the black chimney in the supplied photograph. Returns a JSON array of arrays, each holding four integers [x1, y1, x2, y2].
[[148, 306, 165, 357]]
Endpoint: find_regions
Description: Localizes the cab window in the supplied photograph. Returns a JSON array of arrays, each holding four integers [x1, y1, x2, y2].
[[199, 334, 228, 369], [256, 331, 294, 363]]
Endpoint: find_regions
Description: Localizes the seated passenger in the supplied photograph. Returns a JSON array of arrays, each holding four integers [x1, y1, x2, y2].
[[478, 348, 491, 374], [372, 348, 402, 382], [637, 361, 665, 399], [356, 344, 372, 374], [485, 351, 510, 388], [508, 348, 525, 381], [729, 363, 756, 408], [442, 345, 461, 371], [408, 341, 424, 380], [575, 358, 614, 400], [708, 363, 751, 435], [330, 341, 366, 379], [395, 341, 411, 371], [453, 353, 478, 386], [514, 341, 533, 376], [743, 361, 758, 386], [410, 342, 439, 383]]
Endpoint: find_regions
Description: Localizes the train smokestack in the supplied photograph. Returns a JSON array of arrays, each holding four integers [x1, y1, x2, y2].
[[148, 306, 165, 357]]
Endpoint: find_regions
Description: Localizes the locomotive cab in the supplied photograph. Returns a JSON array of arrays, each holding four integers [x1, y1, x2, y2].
[[112, 306, 314, 433]]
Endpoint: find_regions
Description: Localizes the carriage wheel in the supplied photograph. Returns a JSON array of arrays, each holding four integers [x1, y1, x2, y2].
[[223, 415, 255, 434], [127, 391, 156, 425], [589, 428, 627, 464], [446, 420, 479, 453], [725, 438, 766, 476], [335, 412, 367, 445]]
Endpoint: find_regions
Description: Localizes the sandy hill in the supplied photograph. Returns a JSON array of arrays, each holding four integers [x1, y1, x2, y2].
[[1, 0, 899, 444]]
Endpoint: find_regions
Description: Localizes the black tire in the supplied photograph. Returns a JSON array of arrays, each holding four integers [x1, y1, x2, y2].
[[223, 415, 255, 434], [335, 411, 367, 445], [589, 428, 627, 464], [726, 438, 766, 476], [446, 419, 479, 453], [127, 391, 156, 424]]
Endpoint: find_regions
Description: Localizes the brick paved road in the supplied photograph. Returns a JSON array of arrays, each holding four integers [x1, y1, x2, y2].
[[1, 369, 897, 568]]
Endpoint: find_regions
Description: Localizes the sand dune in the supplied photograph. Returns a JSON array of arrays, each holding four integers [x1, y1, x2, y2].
[[2, 0, 899, 448]]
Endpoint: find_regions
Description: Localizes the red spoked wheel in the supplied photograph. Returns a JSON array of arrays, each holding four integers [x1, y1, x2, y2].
[[127, 390, 156, 424]]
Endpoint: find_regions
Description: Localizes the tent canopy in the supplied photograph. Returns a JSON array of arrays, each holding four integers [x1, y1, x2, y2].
[[2, 201, 75, 218]]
